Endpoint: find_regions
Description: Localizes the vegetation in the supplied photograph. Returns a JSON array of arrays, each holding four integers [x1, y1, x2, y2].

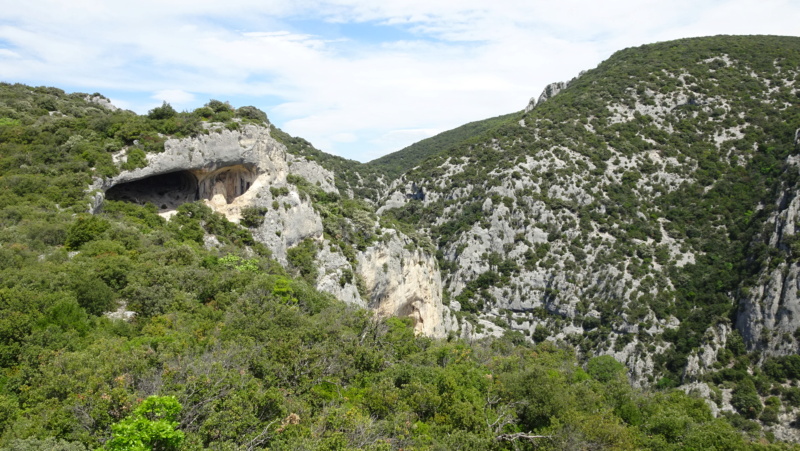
[[376, 34, 800, 437], [2, 34, 800, 448], [366, 112, 519, 181]]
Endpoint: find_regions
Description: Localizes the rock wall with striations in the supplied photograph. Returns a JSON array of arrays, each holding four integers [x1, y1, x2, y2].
[[737, 155, 800, 355]]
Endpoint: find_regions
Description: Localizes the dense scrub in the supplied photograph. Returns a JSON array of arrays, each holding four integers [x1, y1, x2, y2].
[[384, 36, 799, 352], [0, 194, 789, 448], [365, 112, 519, 182], [3, 35, 800, 448], [374, 35, 800, 435]]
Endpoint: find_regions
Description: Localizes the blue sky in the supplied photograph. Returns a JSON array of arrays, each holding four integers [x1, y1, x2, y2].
[[1, 0, 798, 162]]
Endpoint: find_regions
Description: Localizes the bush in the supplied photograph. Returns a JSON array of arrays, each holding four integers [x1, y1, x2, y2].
[[121, 147, 147, 170], [5, 437, 87, 451], [105, 396, 184, 451], [287, 238, 319, 282], [206, 99, 232, 113], [236, 106, 268, 123], [73, 275, 115, 315], [731, 380, 763, 419], [240, 206, 268, 228], [147, 101, 177, 120], [586, 355, 626, 382], [65, 215, 110, 249]]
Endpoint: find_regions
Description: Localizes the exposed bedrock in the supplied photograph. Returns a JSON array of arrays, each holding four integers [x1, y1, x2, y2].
[[94, 124, 289, 214], [105, 165, 258, 211], [91, 123, 456, 338]]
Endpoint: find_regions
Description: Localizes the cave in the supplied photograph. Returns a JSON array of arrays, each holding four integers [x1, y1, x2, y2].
[[196, 165, 257, 205], [106, 170, 198, 210], [105, 165, 258, 211]]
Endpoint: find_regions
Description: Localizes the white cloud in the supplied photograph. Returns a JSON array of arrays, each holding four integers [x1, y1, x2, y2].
[[0, 48, 20, 58], [0, 0, 798, 161], [150, 89, 197, 112], [331, 132, 357, 142]]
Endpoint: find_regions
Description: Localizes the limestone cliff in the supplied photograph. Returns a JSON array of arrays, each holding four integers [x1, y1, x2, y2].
[[93, 123, 454, 337], [737, 156, 800, 355], [357, 229, 456, 338]]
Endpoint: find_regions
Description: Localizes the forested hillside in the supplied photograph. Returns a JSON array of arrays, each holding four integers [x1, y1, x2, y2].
[[2, 34, 800, 449]]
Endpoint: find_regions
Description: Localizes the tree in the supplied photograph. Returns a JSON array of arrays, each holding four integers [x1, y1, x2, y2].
[[65, 215, 110, 250], [586, 355, 626, 383], [147, 102, 177, 120], [236, 106, 268, 123], [105, 396, 184, 451]]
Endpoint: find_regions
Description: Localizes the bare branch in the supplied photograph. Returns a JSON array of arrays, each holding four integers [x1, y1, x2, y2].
[[496, 432, 553, 442]]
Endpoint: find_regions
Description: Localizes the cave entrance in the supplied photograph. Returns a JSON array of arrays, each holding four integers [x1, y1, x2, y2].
[[106, 170, 199, 210], [105, 164, 258, 212]]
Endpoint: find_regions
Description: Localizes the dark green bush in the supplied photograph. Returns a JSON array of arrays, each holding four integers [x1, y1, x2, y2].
[[65, 215, 110, 249], [147, 101, 177, 120]]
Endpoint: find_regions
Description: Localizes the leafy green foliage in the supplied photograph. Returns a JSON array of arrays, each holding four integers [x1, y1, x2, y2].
[[236, 105, 269, 124], [104, 396, 184, 451], [147, 101, 177, 120], [376, 35, 800, 392], [586, 355, 626, 383], [240, 206, 268, 228], [65, 215, 110, 249], [287, 238, 319, 282]]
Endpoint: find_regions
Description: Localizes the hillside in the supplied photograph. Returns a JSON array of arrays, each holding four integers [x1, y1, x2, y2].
[[365, 112, 519, 182], [2, 33, 800, 449], [376, 34, 800, 434]]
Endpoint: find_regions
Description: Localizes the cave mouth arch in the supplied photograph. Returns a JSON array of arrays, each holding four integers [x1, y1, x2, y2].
[[105, 164, 259, 211], [106, 170, 198, 210]]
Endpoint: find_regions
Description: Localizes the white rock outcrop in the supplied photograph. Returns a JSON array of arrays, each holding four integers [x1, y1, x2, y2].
[[738, 167, 800, 355], [94, 124, 455, 337], [357, 229, 456, 338]]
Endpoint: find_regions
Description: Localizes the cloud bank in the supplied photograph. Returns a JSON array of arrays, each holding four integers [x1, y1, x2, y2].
[[1, 0, 798, 161]]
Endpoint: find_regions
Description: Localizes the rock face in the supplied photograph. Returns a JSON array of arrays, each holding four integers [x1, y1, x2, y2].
[[358, 229, 456, 338], [94, 123, 454, 337], [373, 38, 800, 374], [523, 72, 583, 112], [737, 155, 800, 355], [98, 124, 289, 216], [85, 94, 119, 111]]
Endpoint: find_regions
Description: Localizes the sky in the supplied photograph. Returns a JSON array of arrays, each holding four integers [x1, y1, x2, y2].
[[1, 1, 798, 162]]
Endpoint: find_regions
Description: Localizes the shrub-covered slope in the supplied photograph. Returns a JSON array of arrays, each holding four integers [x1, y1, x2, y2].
[[365, 112, 519, 182], [378, 35, 800, 410], [3, 33, 800, 448]]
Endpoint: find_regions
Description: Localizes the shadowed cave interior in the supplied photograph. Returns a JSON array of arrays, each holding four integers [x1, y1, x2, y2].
[[105, 165, 258, 211]]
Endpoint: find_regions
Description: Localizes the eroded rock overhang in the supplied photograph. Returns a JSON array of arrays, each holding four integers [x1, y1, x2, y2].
[[94, 124, 287, 216], [106, 165, 258, 211]]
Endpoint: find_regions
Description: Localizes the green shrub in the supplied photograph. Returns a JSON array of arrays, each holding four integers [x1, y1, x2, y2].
[[121, 147, 147, 170], [147, 101, 177, 120], [241, 206, 268, 228], [586, 355, 627, 382], [65, 215, 110, 249], [72, 275, 115, 315], [287, 238, 319, 282], [731, 380, 763, 419], [236, 106, 268, 123], [105, 396, 184, 451]]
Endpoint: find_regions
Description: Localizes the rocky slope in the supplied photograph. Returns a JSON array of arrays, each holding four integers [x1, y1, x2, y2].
[[92, 122, 455, 337], [737, 152, 800, 355], [374, 35, 800, 385]]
